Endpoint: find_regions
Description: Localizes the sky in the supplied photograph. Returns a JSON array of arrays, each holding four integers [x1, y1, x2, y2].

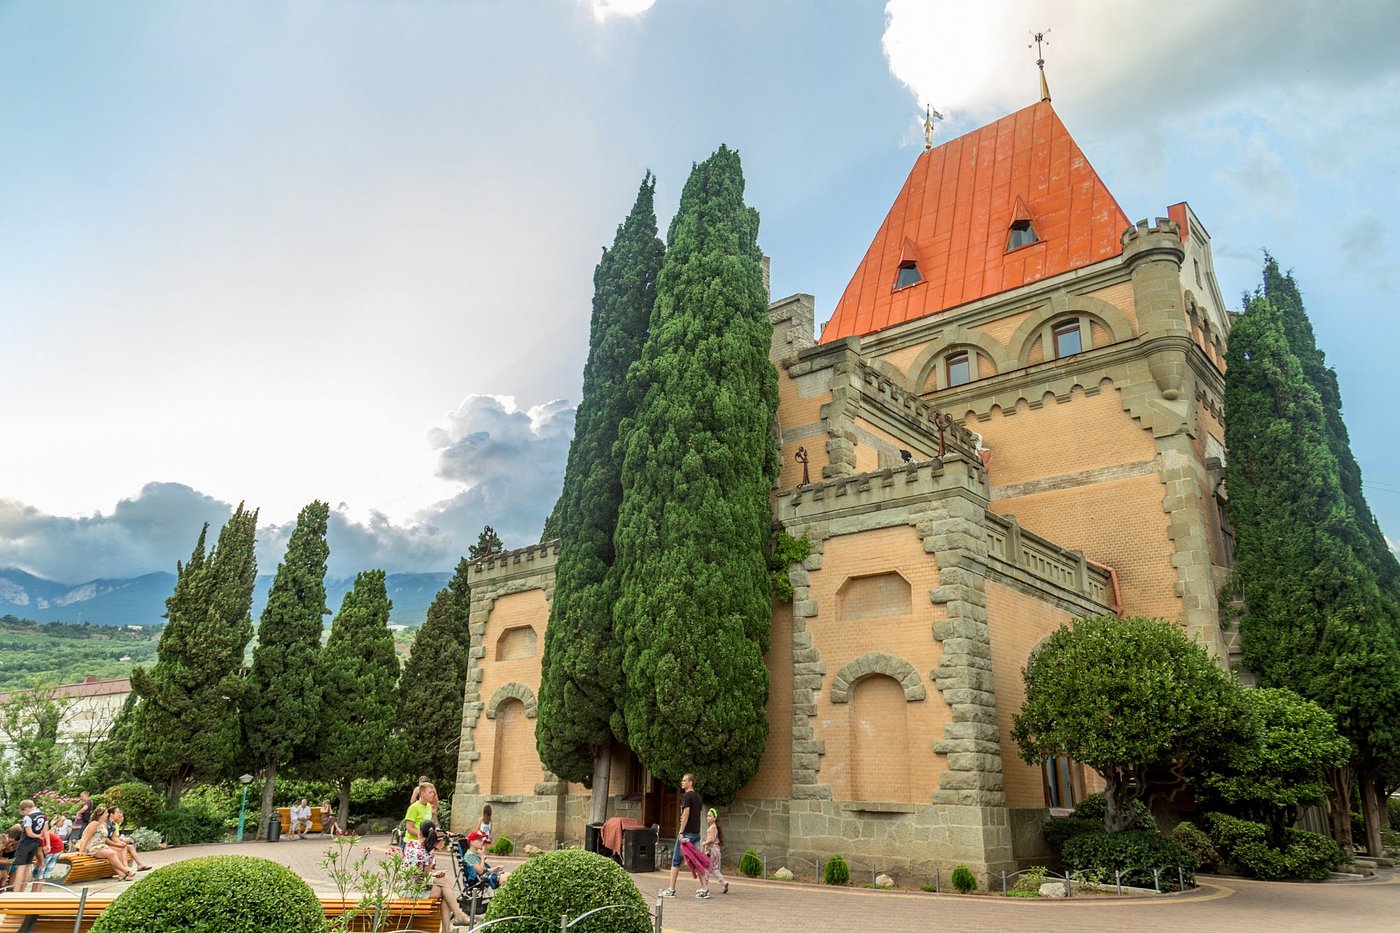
[[2, 0, 1398, 581]]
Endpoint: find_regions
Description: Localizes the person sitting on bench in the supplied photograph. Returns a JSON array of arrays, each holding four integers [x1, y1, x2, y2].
[[76, 808, 136, 881]]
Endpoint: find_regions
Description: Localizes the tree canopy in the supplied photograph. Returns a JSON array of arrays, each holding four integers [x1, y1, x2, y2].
[[537, 172, 664, 794], [128, 505, 259, 804], [469, 526, 504, 560], [612, 146, 778, 802], [1012, 614, 1250, 832], [397, 557, 472, 787]]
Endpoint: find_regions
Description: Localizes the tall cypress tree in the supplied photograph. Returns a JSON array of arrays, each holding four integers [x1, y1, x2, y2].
[[128, 505, 259, 805], [612, 146, 778, 803], [1225, 286, 1400, 855], [316, 569, 400, 828], [397, 557, 472, 788], [536, 173, 664, 818], [242, 501, 330, 837]]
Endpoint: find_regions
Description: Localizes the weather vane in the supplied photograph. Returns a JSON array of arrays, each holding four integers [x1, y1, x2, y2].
[[922, 103, 943, 151], [1029, 30, 1051, 102]]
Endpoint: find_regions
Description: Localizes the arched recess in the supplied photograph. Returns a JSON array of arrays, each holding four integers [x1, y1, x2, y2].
[[486, 682, 538, 720], [909, 325, 1011, 392], [490, 696, 544, 795], [1009, 296, 1136, 366], [848, 675, 913, 801], [830, 651, 926, 703]]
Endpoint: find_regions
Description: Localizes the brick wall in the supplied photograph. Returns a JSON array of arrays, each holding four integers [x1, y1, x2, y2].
[[476, 590, 549, 795]]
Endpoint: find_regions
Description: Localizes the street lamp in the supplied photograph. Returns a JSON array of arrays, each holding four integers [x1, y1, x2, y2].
[[236, 773, 255, 842]]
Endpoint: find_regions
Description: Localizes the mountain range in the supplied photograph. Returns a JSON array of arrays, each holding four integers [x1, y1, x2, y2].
[[0, 567, 452, 628]]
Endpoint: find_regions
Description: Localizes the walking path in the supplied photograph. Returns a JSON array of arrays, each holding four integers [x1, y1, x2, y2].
[[51, 836, 1400, 933]]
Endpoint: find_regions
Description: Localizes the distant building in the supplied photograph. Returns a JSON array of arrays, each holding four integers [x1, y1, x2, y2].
[[0, 676, 129, 769]]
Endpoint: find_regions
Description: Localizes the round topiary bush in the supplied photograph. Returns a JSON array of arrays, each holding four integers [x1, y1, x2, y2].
[[489, 834, 514, 855], [823, 854, 850, 886], [101, 782, 164, 829], [739, 848, 763, 878], [951, 864, 977, 894], [483, 848, 650, 933], [90, 855, 326, 933]]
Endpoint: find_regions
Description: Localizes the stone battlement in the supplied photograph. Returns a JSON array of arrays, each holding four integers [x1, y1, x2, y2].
[[469, 540, 560, 581], [854, 360, 981, 457]]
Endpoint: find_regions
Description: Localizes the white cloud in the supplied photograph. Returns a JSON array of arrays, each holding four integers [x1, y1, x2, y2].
[[585, 0, 657, 23]]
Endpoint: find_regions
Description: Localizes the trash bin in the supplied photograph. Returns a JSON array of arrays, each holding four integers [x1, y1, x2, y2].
[[266, 814, 281, 842], [621, 825, 657, 873], [584, 822, 604, 855]]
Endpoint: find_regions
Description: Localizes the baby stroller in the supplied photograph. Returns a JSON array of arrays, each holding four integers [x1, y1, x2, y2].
[[445, 831, 499, 917]]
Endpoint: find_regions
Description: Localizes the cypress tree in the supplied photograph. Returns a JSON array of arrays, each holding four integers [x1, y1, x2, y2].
[[316, 569, 400, 828], [1224, 287, 1400, 855], [536, 173, 664, 818], [612, 146, 778, 803], [397, 557, 472, 788], [469, 526, 504, 560], [241, 500, 331, 837], [128, 505, 259, 805]]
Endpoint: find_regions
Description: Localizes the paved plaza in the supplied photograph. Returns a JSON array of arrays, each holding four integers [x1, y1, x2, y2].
[[57, 836, 1400, 933]]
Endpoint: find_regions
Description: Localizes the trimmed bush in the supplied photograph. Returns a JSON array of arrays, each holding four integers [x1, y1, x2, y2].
[[489, 835, 514, 855], [823, 854, 850, 886], [1042, 817, 1100, 854], [951, 864, 977, 894], [1170, 821, 1220, 872], [483, 848, 650, 933], [1060, 830, 1198, 889], [1207, 813, 1341, 881], [90, 855, 325, 933], [128, 827, 163, 852], [101, 782, 164, 828], [147, 802, 226, 846], [739, 848, 762, 878]]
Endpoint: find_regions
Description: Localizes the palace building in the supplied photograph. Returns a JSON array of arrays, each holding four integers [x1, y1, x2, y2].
[[450, 87, 1234, 881]]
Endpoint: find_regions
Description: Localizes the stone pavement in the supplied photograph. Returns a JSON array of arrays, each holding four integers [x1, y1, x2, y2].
[[58, 836, 1400, 933]]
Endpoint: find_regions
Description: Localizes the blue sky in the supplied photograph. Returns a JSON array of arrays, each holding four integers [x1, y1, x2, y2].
[[2, 0, 1397, 580]]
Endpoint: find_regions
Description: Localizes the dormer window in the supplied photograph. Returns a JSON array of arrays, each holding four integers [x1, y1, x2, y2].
[[1007, 219, 1038, 251], [895, 261, 922, 289]]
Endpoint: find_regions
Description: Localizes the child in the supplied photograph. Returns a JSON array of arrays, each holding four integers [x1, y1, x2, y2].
[[477, 804, 492, 845], [1, 825, 22, 890], [12, 800, 47, 892], [36, 827, 63, 884], [463, 830, 503, 888], [703, 808, 729, 894], [401, 819, 472, 932]]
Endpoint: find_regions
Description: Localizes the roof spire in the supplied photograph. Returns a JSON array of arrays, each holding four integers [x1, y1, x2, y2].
[[1030, 30, 1051, 102], [922, 104, 944, 151]]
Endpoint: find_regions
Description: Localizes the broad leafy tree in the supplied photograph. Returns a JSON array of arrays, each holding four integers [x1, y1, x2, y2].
[[242, 501, 331, 837], [536, 173, 664, 819], [1224, 283, 1400, 854], [1012, 615, 1251, 832], [397, 557, 472, 788], [1195, 687, 1350, 844], [316, 569, 400, 828], [82, 692, 138, 791], [128, 506, 259, 805], [0, 683, 72, 809], [612, 146, 779, 803]]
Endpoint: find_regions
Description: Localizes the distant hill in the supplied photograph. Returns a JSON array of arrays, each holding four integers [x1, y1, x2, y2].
[[0, 567, 451, 628]]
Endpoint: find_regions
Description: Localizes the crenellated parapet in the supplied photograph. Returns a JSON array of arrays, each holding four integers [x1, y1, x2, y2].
[[854, 360, 981, 459], [469, 540, 560, 581], [1120, 218, 1185, 266]]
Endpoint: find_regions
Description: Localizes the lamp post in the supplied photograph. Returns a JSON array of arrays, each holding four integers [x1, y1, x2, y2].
[[236, 773, 255, 842]]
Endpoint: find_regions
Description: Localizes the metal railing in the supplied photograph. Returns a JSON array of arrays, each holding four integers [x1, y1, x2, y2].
[[453, 894, 665, 933]]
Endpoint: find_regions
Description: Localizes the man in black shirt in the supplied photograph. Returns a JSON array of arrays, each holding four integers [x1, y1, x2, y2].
[[659, 773, 710, 899]]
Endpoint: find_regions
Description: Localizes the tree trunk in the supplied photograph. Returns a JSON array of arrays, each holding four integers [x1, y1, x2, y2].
[[1376, 776, 1391, 831], [1103, 774, 1127, 833], [258, 761, 278, 840], [1357, 764, 1384, 857], [588, 749, 612, 825], [1327, 766, 1354, 852], [338, 779, 351, 832]]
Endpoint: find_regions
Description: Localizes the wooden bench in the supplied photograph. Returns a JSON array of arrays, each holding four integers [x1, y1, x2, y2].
[[277, 806, 327, 835], [52, 854, 117, 885], [0, 893, 442, 932]]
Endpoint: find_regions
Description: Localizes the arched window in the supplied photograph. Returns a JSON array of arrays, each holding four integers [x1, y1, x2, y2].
[[1052, 319, 1082, 359]]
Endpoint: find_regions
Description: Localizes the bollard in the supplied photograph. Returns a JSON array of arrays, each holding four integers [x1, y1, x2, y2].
[[561, 913, 569, 933], [470, 889, 481, 929], [72, 886, 90, 933], [934, 866, 940, 893], [1178, 867, 1185, 892], [872, 866, 877, 889], [1001, 870, 1007, 896], [654, 894, 664, 933], [762, 854, 768, 880], [1065, 872, 1073, 898], [1115, 869, 1122, 896], [1153, 868, 1161, 893]]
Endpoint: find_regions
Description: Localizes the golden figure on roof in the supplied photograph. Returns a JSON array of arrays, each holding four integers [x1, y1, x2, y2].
[[922, 104, 943, 150]]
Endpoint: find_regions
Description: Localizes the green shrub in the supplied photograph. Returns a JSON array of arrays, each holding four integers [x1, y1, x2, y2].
[[147, 802, 226, 846], [128, 827, 163, 852], [483, 848, 650, 933], [90, 855, 325, 933], [823, 854, 850, 885], [1060, 830, 1198, 889], [349, 777, 410, 818], [489, 835, 514, 855], [1206, 813, 1285, 879], [179, 784, 239, 823], [951, 864, 977, 894], [1280, 828, 1343, 881], [1170, 821, 1220, 872], [1071, 792, 1156, 831], [1042, 817, 1100, 854], [739, 849, 762, 878], [101, 782, 164, 828], [1388, 796, 1400, 829], [1009, 865, 1046, 896]]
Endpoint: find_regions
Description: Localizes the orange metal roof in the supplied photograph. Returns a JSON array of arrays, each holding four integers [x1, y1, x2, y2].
[[820, 100, 1130, 342]]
